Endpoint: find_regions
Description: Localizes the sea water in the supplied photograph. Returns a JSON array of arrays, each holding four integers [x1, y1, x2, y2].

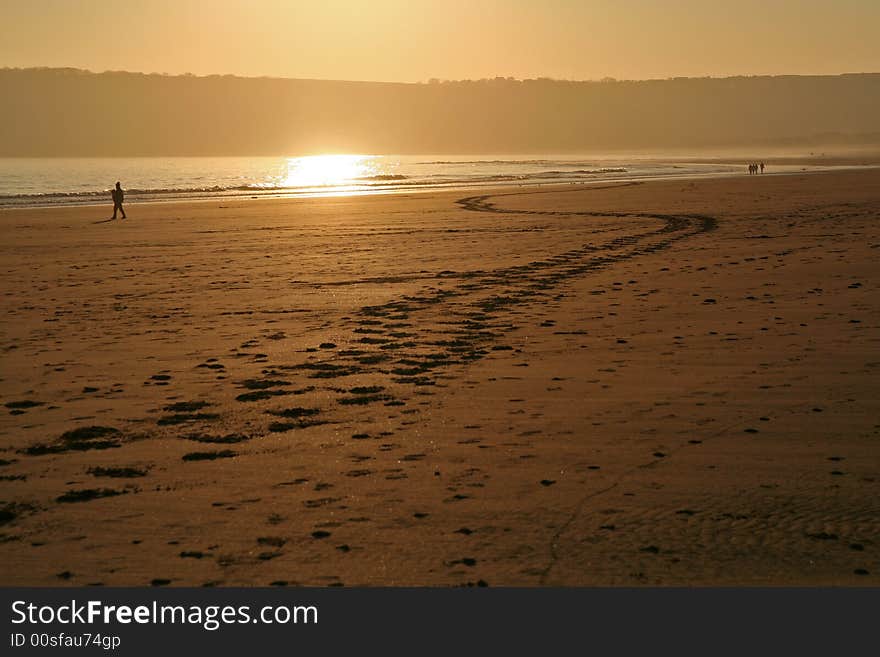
[[0, 154, 824, 208]]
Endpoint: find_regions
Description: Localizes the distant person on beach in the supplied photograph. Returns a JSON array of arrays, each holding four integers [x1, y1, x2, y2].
[[111, 181, 126, 219], [760, 162, 765, 174]]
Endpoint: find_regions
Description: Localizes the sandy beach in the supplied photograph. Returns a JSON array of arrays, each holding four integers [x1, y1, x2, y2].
[[1, 169, 878, 586]]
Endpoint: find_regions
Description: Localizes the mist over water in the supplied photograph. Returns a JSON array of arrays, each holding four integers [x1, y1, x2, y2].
[[0, 154, 791, 208]]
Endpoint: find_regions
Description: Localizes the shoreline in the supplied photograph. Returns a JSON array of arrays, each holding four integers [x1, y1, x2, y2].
[[3, 157, 879, 212]]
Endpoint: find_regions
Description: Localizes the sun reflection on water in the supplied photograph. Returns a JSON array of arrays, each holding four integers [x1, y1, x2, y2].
[[282, 154, 376, 189]]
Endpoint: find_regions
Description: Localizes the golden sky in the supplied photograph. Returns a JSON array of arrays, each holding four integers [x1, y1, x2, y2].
[[2, 0, 879, 82]]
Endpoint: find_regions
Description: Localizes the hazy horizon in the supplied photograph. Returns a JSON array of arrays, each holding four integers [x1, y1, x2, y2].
[[6, 64, 880, 86]]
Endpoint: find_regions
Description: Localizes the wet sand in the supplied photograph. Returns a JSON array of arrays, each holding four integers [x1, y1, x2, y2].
[[1, 169, 878, 586]]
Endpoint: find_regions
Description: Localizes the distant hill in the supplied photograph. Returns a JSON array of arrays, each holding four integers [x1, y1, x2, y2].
[[1, 68, 879, 156]]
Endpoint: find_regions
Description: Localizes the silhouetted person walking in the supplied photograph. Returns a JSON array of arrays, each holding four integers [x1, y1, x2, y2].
[[760, 162, 765, 174], [112, 181, 126, 219]]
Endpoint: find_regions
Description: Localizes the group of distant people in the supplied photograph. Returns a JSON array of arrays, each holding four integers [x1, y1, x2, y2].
[[748, 162, 765, 175]]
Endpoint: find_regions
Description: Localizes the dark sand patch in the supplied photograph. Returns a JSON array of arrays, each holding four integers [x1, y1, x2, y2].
[[163, 401, 213, 413], [235, 390, 291, 402], [181, 450, 237, 462], [157, 412, 221, 426], [24, 426, 121, 455], [57, 488, 126, 504], [184, 433, 251, 444], [87, 466, 149, 478], [5, 400, 44, 410]]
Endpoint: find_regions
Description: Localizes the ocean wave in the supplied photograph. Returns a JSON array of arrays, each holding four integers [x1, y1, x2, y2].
[[413, 159, 628, 168], [0, 166, 631, 207], [0, 185, 238, 200], [529, 168, 628, 177], [416, 159, 575, 166], [0, 180, 411, 202], [354, 174, 408, 181]]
